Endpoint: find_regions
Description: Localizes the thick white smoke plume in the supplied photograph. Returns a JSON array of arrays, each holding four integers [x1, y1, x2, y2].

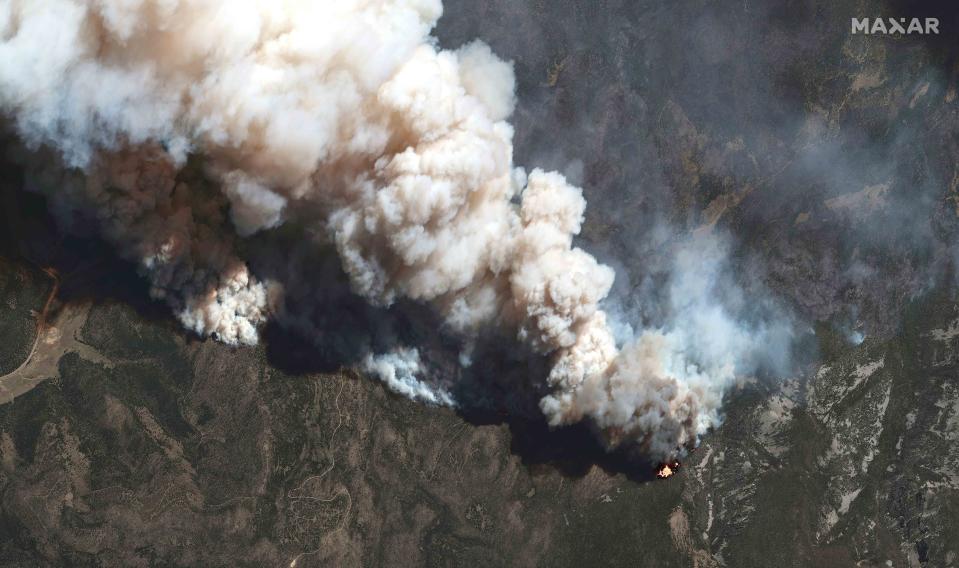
[[0, 0, 784, 458], [362, 348, 455, 406]]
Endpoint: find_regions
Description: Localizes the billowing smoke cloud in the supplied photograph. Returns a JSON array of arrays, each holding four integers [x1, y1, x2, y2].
[[362, 347, 455, 406], [0, 0, 789, 458]]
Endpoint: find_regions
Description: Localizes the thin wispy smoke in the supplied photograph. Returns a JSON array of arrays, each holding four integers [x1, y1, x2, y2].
[[0, 0, 791, 458]]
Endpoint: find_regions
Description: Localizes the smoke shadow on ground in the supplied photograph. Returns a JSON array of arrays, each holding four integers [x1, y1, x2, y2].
[[240, 229, 671, 482], [264, 321, 665, 482], [462, 408, 663, 483], [0, 170, 667, 485], [0, 156, 178, 330], [264, 320, 666, 481], [258, 286, 666, 484]]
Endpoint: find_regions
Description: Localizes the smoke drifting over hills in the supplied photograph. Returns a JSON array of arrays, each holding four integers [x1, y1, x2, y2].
[[0, 0, 790, 458]]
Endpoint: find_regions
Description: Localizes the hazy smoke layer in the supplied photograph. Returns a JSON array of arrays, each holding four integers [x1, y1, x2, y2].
[[0, 0, 784, 458]]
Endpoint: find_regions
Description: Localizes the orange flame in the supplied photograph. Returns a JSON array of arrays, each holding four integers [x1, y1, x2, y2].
[[656, 461, 681, 479]]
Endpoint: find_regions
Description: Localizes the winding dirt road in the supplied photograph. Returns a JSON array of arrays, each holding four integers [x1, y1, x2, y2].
[[0, 266, 109, 404]]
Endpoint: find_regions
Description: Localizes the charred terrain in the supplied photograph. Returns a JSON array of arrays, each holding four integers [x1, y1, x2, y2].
[[2, 0, 959, 566]]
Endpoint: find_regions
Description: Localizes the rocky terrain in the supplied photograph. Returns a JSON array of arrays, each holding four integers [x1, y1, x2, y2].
[[2, 0, 959, 566]]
